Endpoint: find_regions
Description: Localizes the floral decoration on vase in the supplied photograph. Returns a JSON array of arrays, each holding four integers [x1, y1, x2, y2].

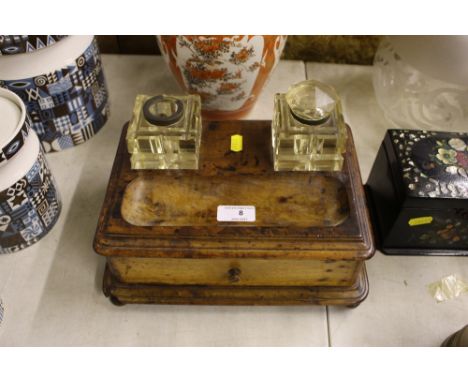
[[157, 35, 287, 119]]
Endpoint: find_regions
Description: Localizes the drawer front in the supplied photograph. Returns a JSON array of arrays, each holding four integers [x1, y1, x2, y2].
[[109, 257, 360, 287]]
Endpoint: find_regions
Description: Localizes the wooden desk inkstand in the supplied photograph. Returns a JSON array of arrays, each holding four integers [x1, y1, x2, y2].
[[94, 81, 375, 306]]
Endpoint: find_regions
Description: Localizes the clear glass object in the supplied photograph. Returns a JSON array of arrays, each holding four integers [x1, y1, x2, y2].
[[428, 274, 468, 303], [373, 37, 468, 131], [126, 94, 202, 170], [272, 80, 347, 171]]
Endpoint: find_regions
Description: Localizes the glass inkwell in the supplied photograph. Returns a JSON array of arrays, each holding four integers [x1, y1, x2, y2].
[[126, 94, 202, 170], [272, 80, 347, 171]]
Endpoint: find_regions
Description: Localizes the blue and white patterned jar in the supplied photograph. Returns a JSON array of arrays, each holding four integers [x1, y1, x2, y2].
[[0, 35, 66, 56], [0, 88, 61, 254], [0, 35, 109, 152], [0, 88, 31, 165]]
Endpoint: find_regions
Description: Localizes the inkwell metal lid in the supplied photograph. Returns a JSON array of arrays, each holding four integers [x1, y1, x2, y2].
[[286, 80, 338, 126], [143, 95, 184, 126]]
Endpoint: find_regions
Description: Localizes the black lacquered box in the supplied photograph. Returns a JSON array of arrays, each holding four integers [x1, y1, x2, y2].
[[366, 129, 468, 255]]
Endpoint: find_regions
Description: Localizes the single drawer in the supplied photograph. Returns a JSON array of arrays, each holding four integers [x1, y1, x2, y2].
[[108, 257, 360, 287]]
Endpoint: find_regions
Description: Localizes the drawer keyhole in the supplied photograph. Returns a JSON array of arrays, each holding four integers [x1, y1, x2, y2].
[[228, 267, 241, 283]]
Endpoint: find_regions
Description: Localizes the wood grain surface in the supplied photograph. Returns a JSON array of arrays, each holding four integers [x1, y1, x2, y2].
[[103, 263, 369, 306], [121, 173, 349, 227], [109, 256, 358, 286]]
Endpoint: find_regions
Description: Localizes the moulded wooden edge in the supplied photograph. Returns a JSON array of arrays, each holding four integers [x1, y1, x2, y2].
[[102, 263, 369, 307], [381, 247, 468, 257]]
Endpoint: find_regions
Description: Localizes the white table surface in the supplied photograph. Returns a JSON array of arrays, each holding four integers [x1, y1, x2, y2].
[[0, 55, 467, 346]]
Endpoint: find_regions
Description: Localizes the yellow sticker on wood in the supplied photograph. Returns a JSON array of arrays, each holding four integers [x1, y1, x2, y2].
[[408, 216, 433, 226], [231, 134, 243, 152]]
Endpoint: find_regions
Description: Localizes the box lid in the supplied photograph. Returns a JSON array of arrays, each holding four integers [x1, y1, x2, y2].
[[385, 129, 468, 208], [93, 120, 374, 261]]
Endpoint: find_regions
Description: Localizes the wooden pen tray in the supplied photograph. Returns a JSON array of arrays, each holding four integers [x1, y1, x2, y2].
[[122, 173, 349, 227]]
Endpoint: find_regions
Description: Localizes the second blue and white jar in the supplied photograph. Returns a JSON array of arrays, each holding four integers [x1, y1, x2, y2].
[[0, 88, 61, 254], [0, 35, 109, 153]]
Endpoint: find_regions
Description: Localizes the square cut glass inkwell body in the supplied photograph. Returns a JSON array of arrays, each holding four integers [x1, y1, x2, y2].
[[272, 80, 347, 171], [126, 94, 202, 170]]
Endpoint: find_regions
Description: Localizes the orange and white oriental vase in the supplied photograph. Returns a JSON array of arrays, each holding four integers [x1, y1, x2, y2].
[[157, 35, 287, 119]]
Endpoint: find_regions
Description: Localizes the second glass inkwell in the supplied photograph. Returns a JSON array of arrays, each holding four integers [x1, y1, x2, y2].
[[272, 80, 347, 171]]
